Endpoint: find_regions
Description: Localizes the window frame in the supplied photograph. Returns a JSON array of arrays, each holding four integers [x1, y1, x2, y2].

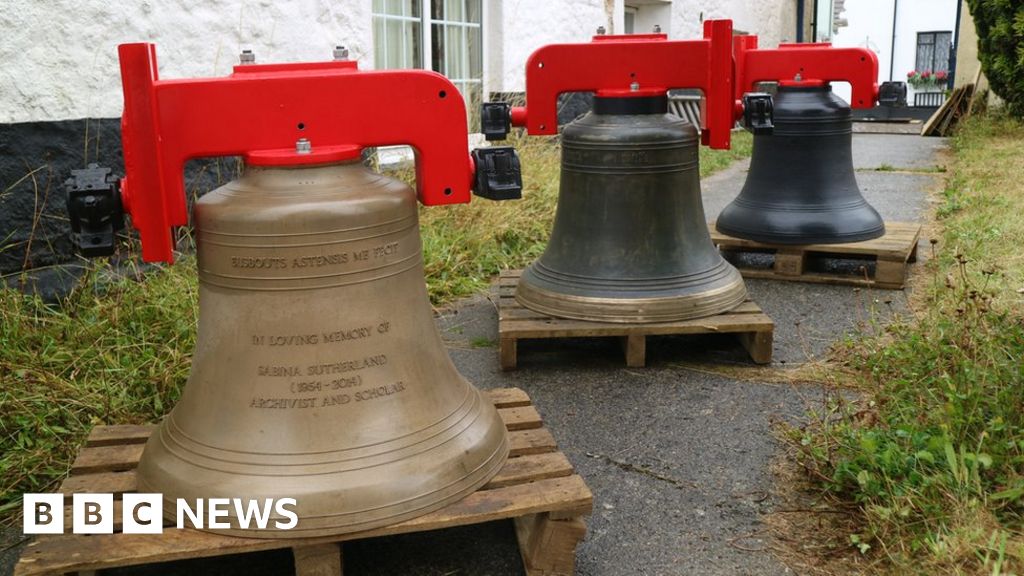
[[372, 0, 484, 129], [915, 30, 953, 74]]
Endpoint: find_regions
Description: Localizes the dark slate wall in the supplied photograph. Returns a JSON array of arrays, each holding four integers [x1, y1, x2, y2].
[[0, 118, 122, 273], [0, 118, 238, 275]]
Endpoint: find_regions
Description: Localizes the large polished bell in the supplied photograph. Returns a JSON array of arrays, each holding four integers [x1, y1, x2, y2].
[[517, 95, 747, 323], [136, 160, 509, 537], [716, 85, 885, 244]]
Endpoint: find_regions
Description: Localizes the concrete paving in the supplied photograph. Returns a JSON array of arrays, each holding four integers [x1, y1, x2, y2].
[[1, 133, 945, 576]]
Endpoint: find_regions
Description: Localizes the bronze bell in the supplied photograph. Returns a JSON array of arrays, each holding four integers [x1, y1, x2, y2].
[[516, 95, 747, 322], [135, 160, 510, 537], [716, 85, 885, 244]]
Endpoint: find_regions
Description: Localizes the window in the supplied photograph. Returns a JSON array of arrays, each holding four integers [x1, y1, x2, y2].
[[373, 0, 482, 129], [372, 1, 422, 70], [915, 31, 952, 73]]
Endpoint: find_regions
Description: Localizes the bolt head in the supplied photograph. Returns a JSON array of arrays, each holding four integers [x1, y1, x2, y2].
[[239, 49, 255, 64], [653, 24, 662, 33], [333, 45, 350, 60], [596, 25, 606, 35], [296, 138, 312, 154], [630, 81, 640, 92]]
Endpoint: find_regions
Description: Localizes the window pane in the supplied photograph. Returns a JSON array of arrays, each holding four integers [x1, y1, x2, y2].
[[934, 32, 952, 73], [448, 25, 465, 78], [466, 0, 481, 24], [373, 17, 386, 66], [446, 0, 464, 22], [432, 0, 443, 20], [431, 23, 444, 73], [386, 18, 404, 67], [468, 20, 482, 77], [373, 0, 386, 13]]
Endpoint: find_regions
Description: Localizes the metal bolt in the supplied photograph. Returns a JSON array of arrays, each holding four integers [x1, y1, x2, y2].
[[630, 81, 640, 92], [239, 49, 255, 65], [333, 45, 349, 61], [653, 24, 662, 33], [794, 72, 803, 82], [296, 138, 312, 154], [596, 25, 606, 35]]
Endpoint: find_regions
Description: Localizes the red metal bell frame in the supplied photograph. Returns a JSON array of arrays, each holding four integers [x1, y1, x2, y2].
[[732, 37, 880, 108], [506, 19, 737, 149], [118, 43, 479, 263]]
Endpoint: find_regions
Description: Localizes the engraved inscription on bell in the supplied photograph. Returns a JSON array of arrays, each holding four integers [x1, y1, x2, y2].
[[135, 161, 509, 538]]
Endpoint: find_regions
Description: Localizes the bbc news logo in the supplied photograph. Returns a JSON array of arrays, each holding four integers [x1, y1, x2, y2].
[[23, 494, 298, 534]]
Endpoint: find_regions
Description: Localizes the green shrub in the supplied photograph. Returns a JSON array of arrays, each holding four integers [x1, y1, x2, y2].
[[967, 0, 1024, 117]]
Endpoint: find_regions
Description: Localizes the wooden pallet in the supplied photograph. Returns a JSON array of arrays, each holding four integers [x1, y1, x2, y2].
[[15, 388, 592, 576], [496, 270, 774, 370], [709, 221, 921, 289]]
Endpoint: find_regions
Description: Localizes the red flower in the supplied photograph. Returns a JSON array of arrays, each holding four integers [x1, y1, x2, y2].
[[922, 71, 932, 79], [907, 70, 916, 78], [936, 70, 948, 80]]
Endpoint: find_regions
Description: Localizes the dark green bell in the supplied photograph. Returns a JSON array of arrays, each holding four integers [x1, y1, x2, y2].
[[716, 85, 885, 244], [516, 95, 747, 323]]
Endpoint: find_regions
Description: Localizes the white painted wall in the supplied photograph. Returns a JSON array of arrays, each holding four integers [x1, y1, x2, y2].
[[486, 0, 609, 95], [489, 0, 798, 95], [831, 0, 957, 103], [0, 0, 373, 123], [670, 0, 798, 47], [1, 0, 799, 124]]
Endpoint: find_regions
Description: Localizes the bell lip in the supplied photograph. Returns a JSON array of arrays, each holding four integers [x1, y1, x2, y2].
[[135, 386, 511, 538], [137, 434, 510, 539], [515, 265, 748, 323], [715, 217, 887, 246]]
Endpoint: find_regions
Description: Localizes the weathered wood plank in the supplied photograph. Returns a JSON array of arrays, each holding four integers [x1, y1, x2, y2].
[[484, 452, 574, 490], [500, 312, 775, 339], [485, 387, 531, 408], [72, 444, 145, 474], [16, 475, 593, 576], [709, 221, 921, 260], [515, 513, 588, 576], [292, 543, 342, 576], [709, 222, 920, 289], [85, 425, 154, 447], [499, 406, 544, 431]]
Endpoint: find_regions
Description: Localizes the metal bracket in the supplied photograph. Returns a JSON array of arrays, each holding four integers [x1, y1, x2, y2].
[[472, 147, 523, 201], [65, 164, 124, 257], [742, 93, 775, 135]]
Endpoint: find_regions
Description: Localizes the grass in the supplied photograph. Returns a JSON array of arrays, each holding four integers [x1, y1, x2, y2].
[[0, 128, 752, 523], [784, 113, 1024, 574]]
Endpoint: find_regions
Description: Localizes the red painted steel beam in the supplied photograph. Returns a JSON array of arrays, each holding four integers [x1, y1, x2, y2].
[[733, 37, 880, 109], [118, 43, 476, 263], [508, 19, 736, 150]]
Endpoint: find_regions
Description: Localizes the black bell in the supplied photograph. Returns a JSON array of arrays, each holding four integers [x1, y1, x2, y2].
[[716, 85, 885, 244]]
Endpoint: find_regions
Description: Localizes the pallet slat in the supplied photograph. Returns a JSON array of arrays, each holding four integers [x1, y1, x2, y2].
[[496, 270, 773, 369], [19, 476, 592, 576], [708, 221, 921, 289], [18, 388, 591, 576]]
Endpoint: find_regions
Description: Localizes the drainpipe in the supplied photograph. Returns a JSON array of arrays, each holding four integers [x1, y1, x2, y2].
[[797, 0, 805, 42], [889, 0, 898, 81]]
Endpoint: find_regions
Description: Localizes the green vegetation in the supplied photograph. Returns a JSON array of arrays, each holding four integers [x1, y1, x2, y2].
[[787, 114, 1024, 573], [0, 129, 752, 522], [967, 0, 1024, 118]]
